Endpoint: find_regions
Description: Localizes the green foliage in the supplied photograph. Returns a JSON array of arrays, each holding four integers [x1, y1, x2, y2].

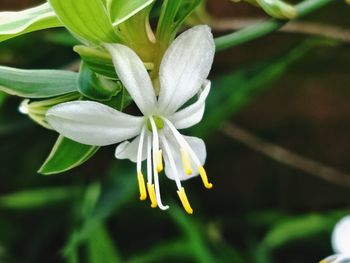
[[108, 0, 155, 26], [0, 66, 79, 98], [0, 3, 62, 42], [74, 45, 118, 78], [38, 136, 99, 175], [87, 224, 122, 263], [48, 0, 119, 44], [64, 165, 136, 258], [78, 63, 122, 101]]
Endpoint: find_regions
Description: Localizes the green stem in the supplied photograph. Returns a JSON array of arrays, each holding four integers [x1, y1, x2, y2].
[[214, 0, 333, 52]]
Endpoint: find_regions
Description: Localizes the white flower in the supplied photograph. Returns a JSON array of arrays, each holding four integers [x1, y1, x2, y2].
[[321, 216, 350, 263], [46, 25, 215, 214]]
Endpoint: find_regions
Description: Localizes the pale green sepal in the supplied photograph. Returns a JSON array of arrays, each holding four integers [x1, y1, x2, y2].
[[74, 45, 154, 79], [0, 3, 62, 42], [38, 136, 99, 175], [48, 0, 119, 44], [0, 66, 79, 98]]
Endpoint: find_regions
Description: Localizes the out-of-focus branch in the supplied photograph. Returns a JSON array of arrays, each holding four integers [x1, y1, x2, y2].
[[214, 0, 333, 51], [223, 123, 350, 188], [211, 18, 350, 44]]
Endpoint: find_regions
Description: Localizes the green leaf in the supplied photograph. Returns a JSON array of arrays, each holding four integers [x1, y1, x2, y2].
[[0, 186, 78, 209], [78, 62, 121, 101], [0, 3, 62, 42], [156, 0, 201, 42], [38, 136, 99, 175], [49, 0, 119, 44], [109, 0, 155, 26], [169, 205, 216, 263], [74, 45, 117, 78], [87, 224, 122, 263], [64, 164, 136, 254], [261, 215, 333, 250], [0, 66, 79, 98]]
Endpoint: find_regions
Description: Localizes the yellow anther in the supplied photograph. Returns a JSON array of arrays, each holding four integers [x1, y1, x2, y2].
[[181, 148, 192, 175], [156, 150, 163, 173], [198, 166, 213, 189], [177, 187, 193, 214], [137, 172, 147, 201], [147, 183, 158, 208]]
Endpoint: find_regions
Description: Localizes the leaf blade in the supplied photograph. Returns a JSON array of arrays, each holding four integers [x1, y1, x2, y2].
[[0, 3, 62, 42], [49, 0, 119, 44], [0, 66, 79, 98], [38, 136, 99, 175]]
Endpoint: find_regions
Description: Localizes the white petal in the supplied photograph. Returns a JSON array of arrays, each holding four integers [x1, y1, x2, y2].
[[115, 135, 147, 162], [46, 101, 144, 146], [161, 131, 206, 181], [170, 81, 211, 130], [158, 25, 215, 115], [322, 254, 350, 263], [104, 43, 157, 114], [332, 216, 350, 254]]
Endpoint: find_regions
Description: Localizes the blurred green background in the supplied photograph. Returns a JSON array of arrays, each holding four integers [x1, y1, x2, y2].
[[0, 0, 350, 262]]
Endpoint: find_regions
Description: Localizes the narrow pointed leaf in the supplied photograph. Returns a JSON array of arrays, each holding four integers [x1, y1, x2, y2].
[[49, 0, 119, 44], [109, 0, 155, 25], [38, 136, 99, 175], [0, 3, 62, 42], [0, 66, 79, 98]]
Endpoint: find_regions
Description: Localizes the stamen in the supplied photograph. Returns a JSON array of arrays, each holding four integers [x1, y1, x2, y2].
[[198, 166, 213, 189], [162, 118, 214, 189], [160, 134, 182, 190], [177, 187, 193, 214], [181, 148, 193, 175], [156, 150, 163, 173], [147, 183, 157, 208], [149, 117, 169, 210], [137, 172, 147, 200], [146, 134, 152, 184], [136, 127, 147, 200]]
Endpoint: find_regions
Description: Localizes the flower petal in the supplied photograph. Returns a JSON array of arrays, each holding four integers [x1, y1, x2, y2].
[[321, 254, 350, 263], [161, 131, 206, 181], [158, 25, 215, 115], [115, 134, 147, 162], [170, 81, 211, 130], [332, 216, 350, 254], [104, 43, 157, 114], [46, 101, 144, 146]]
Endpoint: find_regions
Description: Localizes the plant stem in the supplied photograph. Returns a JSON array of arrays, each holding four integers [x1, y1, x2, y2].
[[214, 0, 333, 51]]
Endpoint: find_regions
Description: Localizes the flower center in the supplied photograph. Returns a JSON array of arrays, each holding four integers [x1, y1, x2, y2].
[[147, 116, 164, 131]]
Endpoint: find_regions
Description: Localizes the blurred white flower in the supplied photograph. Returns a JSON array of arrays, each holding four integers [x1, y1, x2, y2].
[[321, 216, 350, 263], [46, 25, 215, 214]]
